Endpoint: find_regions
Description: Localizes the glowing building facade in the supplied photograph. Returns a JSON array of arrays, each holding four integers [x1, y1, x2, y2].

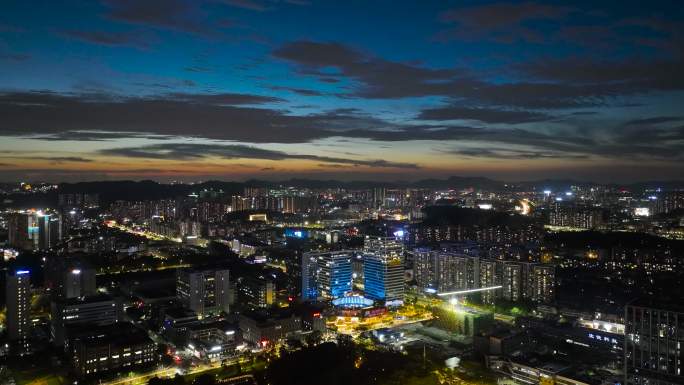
[[301, 251, 353, 300], [363, 236, 405, 305], [6, 270, 31, 353]]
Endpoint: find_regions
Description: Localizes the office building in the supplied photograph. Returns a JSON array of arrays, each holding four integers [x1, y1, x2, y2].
[[7, 213, 32, 250], [301, 252, 319, 300], [160, 307, 201, 345], [7, 211, 61, 250], [364, 237, 405, 305], [238, 275, 275, 309], [364, 253, 404, 303], [45, 259, 97, 299], [363, 236, 403, 260], [186, 324, 237, 362], [239, 310, 302, 347], [72, 323, 156, 377], [624, 299, 684, 384], [176, 268, 230, 317], [37, 213, 62, 249], [318, 251, 352, 299], [317, 251, 353, 299], [63, 267, 96, 299], [51, 294, 122, 347], [6, 269, 31, 353], [301, 250, 353, 300]]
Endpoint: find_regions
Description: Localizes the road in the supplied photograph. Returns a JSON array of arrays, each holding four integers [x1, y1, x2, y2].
[[98, 263, 192, 275], [100, 357, 246, 385], [105, 222, 181, 243], [99, 367, 177, 385], [493, 313, 516, 324], [218, 374, 256, 384]]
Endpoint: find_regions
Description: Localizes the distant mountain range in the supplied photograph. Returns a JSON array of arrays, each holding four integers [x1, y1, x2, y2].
[[241, 176, 505, 190], [230, 176, 684, 191], [2, 176, 682, 209], [56, 177, 683, 204]]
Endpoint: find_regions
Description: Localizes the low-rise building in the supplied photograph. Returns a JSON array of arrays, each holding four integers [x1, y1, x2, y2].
[[239, 310, 301, 347], [72, 323, 157, 377], [51, 294, 122, 347], [187, 323, 237, 362]]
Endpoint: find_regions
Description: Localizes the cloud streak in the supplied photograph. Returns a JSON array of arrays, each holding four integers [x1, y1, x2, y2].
[[101, 0, 227, 37], [98, 143, 420, 168], [61, 29, 152, 49], [439, 2, 574, 43], [417, 106, 552, 123], [1, 91, 682, 162], [273, 40, 474, 99], [273, 40, 684, 108]]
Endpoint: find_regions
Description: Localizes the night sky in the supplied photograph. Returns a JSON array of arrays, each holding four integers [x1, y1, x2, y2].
[[0, 0, 683, 182]]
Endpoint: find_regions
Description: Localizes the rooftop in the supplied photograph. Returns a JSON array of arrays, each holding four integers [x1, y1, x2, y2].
[[165, 306, 199, 320], [628, 296, 684, 313], [73, 322, 153, 347], [58, 293, 116, 306]]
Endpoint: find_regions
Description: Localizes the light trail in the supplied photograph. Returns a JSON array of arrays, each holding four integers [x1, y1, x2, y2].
[[519, 199, 532, 215], [437, 285, 502, 296]]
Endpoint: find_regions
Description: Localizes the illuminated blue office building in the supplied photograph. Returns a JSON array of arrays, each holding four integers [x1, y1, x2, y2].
[[364, 255, 404, 304], [363, 236, 405, 305], [321, 251, 353, 298], [301, 253, 319, 300], [301, 251, 353, 300]]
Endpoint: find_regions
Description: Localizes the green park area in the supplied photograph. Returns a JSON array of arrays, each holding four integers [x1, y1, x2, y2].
[[7, 368, 67, 385], [256, 341, 498, 385]]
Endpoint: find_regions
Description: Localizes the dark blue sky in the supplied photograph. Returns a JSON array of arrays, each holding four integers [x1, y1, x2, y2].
[[0, 0, 682, 182]]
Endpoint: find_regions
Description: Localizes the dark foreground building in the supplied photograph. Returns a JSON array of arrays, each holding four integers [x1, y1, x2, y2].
[[624, 298, 684, 385], [72, 323, 157, 377]]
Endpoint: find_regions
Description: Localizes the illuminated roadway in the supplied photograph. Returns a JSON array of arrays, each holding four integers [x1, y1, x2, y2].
[[100, 357, 246, 385], [436, 285, 503, 297], [105, 221, 182, 243], [97, 350, 268, 385], [99, 367, 177, 385]]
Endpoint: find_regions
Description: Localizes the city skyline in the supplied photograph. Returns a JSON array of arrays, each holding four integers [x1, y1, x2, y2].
[[2, 2, 684, 380], [1, 1, 683, 182]]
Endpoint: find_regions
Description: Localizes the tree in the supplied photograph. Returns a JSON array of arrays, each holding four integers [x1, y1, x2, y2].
[[149, 375, 185, 385], [305, 330, 322, 346], [193, 373, 216, 385]]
